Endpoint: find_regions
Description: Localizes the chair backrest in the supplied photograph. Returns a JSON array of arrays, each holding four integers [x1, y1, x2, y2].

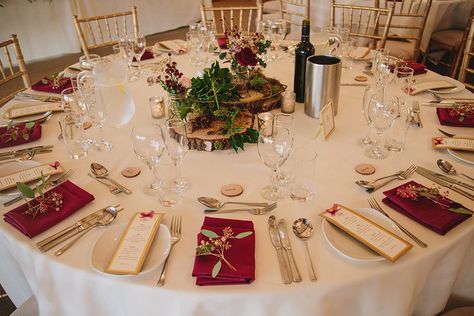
[[376, 0, 432, 59], [330, 0, 394, 48], [278, 0, 310, 28], [458, 17, 474, 89], [200, 3, 263, 36], [72, 6, 139, 58], [0, 34, 30, 107]]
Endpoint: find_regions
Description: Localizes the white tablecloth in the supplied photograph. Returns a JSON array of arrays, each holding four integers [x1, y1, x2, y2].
[[0, 0, 201, 62], [0, 52, 473, 315]]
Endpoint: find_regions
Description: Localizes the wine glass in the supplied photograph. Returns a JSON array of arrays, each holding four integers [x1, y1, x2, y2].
[[371, 48, 390, 83], [130, 35, 146, 78], [365, 92, 399, 159], [259, 20, 273, 62], [271, 19, 287, 61], [119, 36, 136, 81], [361, 85, 383, 147], [376, 55, 399, 86], [257, 125, 293, 200], [163, 118, 189, 190], [131, 124, 166, 195]]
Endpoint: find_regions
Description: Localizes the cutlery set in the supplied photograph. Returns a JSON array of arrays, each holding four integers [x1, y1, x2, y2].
[[14, 92, 61, 103], [356, 165, 417, 192], [0, 145, 53, 161], [198, 196, 275, 215], [88, 163, 132, 195]]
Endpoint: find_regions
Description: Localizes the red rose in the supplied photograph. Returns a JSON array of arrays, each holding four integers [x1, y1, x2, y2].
[[235, 47, 258, 67], [217, 36, 228, 49]]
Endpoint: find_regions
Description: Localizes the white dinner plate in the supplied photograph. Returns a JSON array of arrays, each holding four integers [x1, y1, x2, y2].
[[447, 148, 474, 165], [427, 76, 465, 94], [0, 160, 41, 199], [0, 102, 52, 127], [90, 223, 171, 276], [321, 207, 403, 262]]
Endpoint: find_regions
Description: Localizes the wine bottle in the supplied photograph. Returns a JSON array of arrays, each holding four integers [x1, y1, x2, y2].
[[294, 19, 315, 103]]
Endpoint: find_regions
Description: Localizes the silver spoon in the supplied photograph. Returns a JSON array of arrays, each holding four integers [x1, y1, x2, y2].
[[292, 218, 317, 281], [197, 196, 268, 209], [437, 159, 474, 182], [90, 163, 132, 194], [54, 206, 119, 256]]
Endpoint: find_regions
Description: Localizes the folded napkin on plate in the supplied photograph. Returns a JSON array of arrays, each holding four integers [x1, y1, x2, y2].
[[217, 37, 228, 49], [31, 77, 72, 94], [436, 108, 474, 127], [409, 80, 456, 95], [192, 216, 255, 285], [382, 181, 472, 235], [159, 40, 187, 54], [133, 48, 154, 61], [405, 62, 427, 75], [0, 122, 41, 149], [3, 180, 94, 238]]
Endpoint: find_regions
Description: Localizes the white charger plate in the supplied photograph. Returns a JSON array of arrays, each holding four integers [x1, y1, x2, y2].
[[321, 207, 403, 262], [90, 223, 171, 276], [427, 76, 465, 94], [447, 148, 474, 165]]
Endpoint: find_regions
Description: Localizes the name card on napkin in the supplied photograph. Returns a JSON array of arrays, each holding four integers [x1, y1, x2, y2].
[[5, 103, 63, 119], [105, 211, 163, 275], [0, 163, 64, 191], [432, 137, 474, 151], [319, 204, 412, 262]]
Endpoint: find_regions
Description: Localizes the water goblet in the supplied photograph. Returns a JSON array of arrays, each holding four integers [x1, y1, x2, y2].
[[257, 125, 293, 200], [271, 19, 287, 61], [79, 54, 100, 71], [131, 35, 147, 78], [163, 118, 189, 190], [131, 124, 166, 195]]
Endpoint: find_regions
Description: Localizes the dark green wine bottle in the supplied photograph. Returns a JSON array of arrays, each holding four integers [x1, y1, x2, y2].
[[294, 20, 315, 103]]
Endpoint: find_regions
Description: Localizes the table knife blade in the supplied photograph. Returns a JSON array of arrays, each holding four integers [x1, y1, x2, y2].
[[277, 219, 302, 282], [268, 215, 292, 284], [416, 167, 474, 201]]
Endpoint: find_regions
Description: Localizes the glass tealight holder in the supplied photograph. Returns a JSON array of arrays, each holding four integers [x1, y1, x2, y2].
[[149, 96, 165, 119], [281, 90, 296, 114]]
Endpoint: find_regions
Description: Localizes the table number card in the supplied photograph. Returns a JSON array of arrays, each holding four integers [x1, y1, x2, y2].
[[6, 103, 63, 119], [432, 137, 474, 152], [0, 163, 64, 191], [320, 204, 412, 262], [105, 212, 163, 275], [320, 100, 335, 140]]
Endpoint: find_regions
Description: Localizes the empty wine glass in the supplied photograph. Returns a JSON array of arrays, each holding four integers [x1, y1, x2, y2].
[[130, 35, 147, 78], [118, 36, 136, 80], [361, 85, 383, 147], [376, 55, 399, 86], [371, 48, 390, 82], [131, 124, 166, 195], [163, 118, 189, 190], [258, 125, 293, 200], [365, 92, 399, 159], [271, 19, 287, 61]]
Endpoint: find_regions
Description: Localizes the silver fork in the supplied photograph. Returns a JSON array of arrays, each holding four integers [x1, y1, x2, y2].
[[158, 216, 182, 286], [368, 197, 427, 248], [412, 101, 423, 127], [367, 165, 417, 193], [204, 202, 277, 215]]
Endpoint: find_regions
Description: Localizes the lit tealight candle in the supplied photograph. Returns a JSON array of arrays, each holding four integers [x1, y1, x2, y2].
[[281, 90, 295, 114], [149, 96, 165, 119], [257, 112, 274, 137]]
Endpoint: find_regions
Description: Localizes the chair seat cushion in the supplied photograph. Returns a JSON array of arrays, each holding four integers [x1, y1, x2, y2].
[[382, 39, 417, 59], [263, 0, 280, 13], [431, 29, 464, 47]]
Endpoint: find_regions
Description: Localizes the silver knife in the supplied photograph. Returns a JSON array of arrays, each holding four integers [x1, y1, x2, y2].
[[268, 215, 292, 284], [416, 167, 474, 201], [0, 145, 54, 158], [433, 173, 474, 191], [277, 219, 302, 282]]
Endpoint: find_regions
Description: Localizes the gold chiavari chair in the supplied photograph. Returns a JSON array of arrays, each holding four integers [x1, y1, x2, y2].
[[72, 6, 139, 58], [0, 34, 31, 107], [200, 2, 263, 36], [458, 17, 474, 90], [376, 0, 432, 60], [278, 0, 310, 28], [330, 0, 394, 49]]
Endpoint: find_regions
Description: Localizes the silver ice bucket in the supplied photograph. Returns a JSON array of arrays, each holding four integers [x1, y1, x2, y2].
[[304, 55, 342, 118]]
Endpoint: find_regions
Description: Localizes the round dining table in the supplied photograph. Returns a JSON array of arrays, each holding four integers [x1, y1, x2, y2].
[[0, 49, 473, 316]]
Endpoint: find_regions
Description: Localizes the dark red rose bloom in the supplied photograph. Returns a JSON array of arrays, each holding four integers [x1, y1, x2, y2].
[[235, 47, 257, 67]]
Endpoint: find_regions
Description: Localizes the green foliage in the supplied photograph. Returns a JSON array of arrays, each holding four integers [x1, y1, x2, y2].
[[212, 260, 222, 278], [235, 231, 253, 239], [201, 229, 219, 239], [16, 182, 35, 199], [229, 128, 259, 153], [249, 72, 267, 89]]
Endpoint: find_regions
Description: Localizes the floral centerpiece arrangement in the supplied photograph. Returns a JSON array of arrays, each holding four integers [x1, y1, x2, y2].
[[147, 32, 286, 152]]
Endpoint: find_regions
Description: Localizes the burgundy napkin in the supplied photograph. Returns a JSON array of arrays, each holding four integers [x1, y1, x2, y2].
[[405, 62, 427, 75], [217, 37, 228, 49], [3, 180, 94, 238], [31, 77, 72, 94], [436, 108, 474, 127], [133, 49, 154, 61], [382, 181, 471, 235], [0, 122, 41, 149], [192, 216, 255, 285]]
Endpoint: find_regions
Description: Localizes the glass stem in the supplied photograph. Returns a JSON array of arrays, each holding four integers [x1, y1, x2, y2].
[[174, 159, 182, 184], [150, 163, 160, 190]]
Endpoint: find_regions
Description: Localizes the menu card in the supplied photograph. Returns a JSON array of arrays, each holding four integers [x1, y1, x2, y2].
[[432, 137, 474, 152], [319, 204, 412, 262], [5, 103, 63, 119], [105, 211, 163, 275], [0, 163, 64, 191]]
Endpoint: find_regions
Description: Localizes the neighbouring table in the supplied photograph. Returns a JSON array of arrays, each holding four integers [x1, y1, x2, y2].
[[0, 51, 473, 316]]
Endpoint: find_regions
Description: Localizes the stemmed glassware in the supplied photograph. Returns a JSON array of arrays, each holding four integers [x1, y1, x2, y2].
[[365, 92, 399, 159], [131, 124, 166, 195], [270, 19, 287, 61], [130, 35, 147, 78], [259, 20, 273, 63], [163, 118, 189, 190], [118, 36, 136, 80], [258, 125, 293, 200]]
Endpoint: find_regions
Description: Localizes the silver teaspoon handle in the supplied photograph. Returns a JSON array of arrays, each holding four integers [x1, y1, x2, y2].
[[54, 225, 95, 256], [225, 202, 269, 207], [461, 173, 474, 182], [304, 242, 317, 281], [104, 176, 132, 195]]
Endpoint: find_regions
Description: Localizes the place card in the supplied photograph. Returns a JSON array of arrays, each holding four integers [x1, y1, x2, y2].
[[0, 163, 64, 191], [432, 137, 474, 152], [105, 211, 164, 275], [320, 100, 335, 139], [5, 103, 63, 119], [319, 204, 412, 262]]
